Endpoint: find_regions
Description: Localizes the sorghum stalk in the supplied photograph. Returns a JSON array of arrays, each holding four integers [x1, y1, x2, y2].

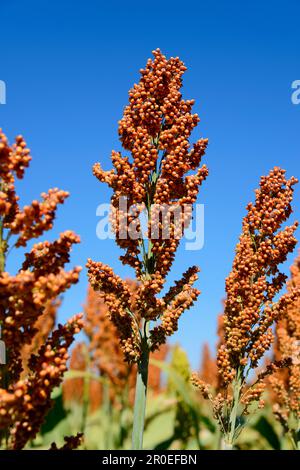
[[132, 319, 150, 449], [87, 49, 208, 450], [225, 368, 243, 449], [192, 167, 299, 449], [131, 178, 154, 449], [0, 129, 83, 449]]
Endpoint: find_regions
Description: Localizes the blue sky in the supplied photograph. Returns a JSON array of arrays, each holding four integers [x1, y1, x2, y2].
[[0, 0, 299, 368]]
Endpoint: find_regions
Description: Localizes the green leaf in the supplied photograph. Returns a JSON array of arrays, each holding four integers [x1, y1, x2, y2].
[[150, 358, 205, 449], [253, 415, 281, 450], [154, 434, 176, 450]]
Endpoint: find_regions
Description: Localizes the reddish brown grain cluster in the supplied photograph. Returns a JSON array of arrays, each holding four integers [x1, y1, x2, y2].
[[93, 49, 208, 278], [21, 298, 61, 374], [88, 260, 200, 361], [0, 231, 81, 382], [0, 129, 82, 449], [0, 314, 83, 449], [218, 167, 298, 385], [0, 130, 69, 250], [192, 168, 299, 441], [87, 50, 207, 363], [269, 253, 300, 440]]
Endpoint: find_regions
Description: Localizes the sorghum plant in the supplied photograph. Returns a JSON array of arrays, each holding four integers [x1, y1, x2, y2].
[[87, 49, 208, 448], [269, 253, 300, 449], [192, 167, 299, 449], [0, 129, 83, 449]]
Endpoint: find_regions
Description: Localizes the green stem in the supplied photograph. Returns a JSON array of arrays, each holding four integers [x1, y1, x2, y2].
[[225, 368, 242, 449], [222, 440, 234, 450], [216, 427, 223, 450], [131, 321, 150, 450]]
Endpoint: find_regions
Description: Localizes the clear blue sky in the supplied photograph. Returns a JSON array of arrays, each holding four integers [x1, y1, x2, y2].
[[1, 0, 299, 369]]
